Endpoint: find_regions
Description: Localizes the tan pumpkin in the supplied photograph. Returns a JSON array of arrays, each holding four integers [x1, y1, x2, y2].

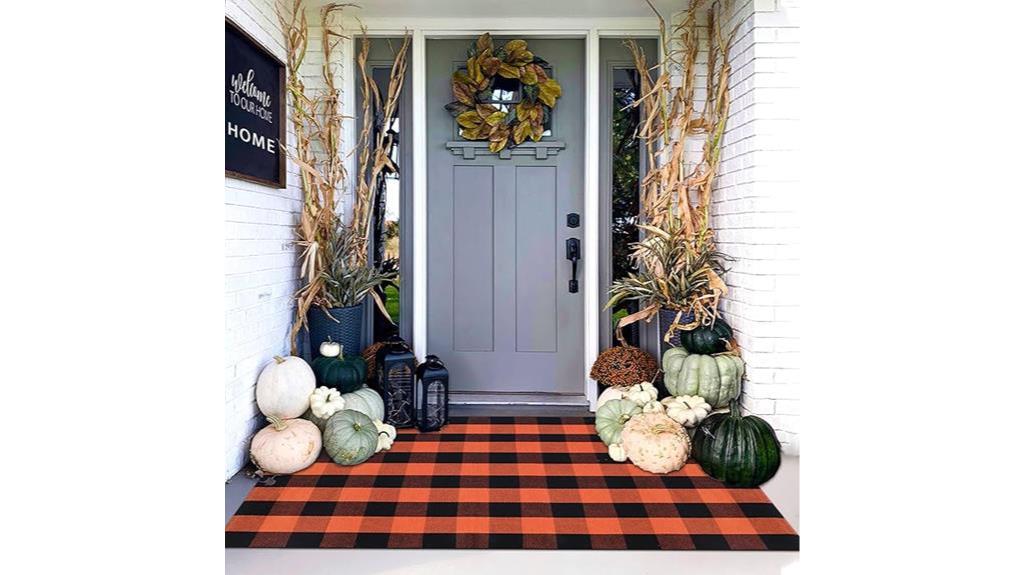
[[249, 416, 322, 475], [256, 355, 316, 419], [620, 412, 691, 474]]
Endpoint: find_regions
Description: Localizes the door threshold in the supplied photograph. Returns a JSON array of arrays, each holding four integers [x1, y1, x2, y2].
[[450, 391, 590, 407]]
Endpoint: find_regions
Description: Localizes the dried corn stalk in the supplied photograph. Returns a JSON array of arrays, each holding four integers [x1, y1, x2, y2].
[[610, 0, 739, 340], [276, 1, 409, 353]]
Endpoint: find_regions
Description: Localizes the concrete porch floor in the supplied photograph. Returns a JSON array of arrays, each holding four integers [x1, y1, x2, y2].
[[226, 406, 799, 573]]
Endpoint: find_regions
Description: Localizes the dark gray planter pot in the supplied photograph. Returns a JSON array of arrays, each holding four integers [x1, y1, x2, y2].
[[658, 307, 695, 353], [307, 303, 364, 359]]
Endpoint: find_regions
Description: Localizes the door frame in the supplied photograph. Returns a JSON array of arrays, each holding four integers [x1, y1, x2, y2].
[[353, 17, 660, 410]]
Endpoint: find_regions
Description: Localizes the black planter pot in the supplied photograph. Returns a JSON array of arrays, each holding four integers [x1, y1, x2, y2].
[[307, 303, 364, 359], [658, 307, 695, 353]]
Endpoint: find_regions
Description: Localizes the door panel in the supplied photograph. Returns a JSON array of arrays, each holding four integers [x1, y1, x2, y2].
[[426, 38, 584, 400]]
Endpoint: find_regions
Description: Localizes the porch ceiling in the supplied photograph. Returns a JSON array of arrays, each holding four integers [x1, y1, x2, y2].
[[321, 0, 685, 19]]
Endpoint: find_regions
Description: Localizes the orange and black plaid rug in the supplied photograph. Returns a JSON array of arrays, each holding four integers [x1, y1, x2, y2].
[[226, 416, 798, 550]]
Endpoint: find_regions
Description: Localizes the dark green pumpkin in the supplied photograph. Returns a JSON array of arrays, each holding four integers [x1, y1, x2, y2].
[[692, 401, 781, 487], [678, 318, 733, 354], [311, 355, 368, 393]]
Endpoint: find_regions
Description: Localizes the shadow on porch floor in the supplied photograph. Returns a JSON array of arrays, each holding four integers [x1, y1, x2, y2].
[[226, 405, 799, 573]]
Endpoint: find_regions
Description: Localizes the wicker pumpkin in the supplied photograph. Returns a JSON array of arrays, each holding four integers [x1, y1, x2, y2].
[[589, 345, 659, 389]]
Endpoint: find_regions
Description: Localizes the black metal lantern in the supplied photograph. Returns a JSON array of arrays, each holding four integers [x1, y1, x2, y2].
[[375, 335, 416, 428], [415, 355, 449, 432]]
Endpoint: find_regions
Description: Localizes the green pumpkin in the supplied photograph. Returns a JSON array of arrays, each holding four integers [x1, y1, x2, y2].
[[311, 355, 367, 393], [662, 347, 743, 408], [323, 409, 379, 466], [340, 386, 385, 421], [594, 399, 641, 446], [692, 401, 781, 487], [678, 319, 733, 354]]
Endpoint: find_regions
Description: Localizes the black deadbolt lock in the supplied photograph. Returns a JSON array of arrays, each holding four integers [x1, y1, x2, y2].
[[567, 213, 580, 228]]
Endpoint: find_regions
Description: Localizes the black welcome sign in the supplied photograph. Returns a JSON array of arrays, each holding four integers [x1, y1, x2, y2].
[[226, 19, 286, 188]]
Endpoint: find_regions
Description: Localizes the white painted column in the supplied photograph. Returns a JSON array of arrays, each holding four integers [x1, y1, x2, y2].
[[412, 28, 428, 362], [583, 28, 600, 410]]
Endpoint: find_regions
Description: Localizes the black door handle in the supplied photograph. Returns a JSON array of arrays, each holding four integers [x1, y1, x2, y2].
[[566, 238, 580, 293]]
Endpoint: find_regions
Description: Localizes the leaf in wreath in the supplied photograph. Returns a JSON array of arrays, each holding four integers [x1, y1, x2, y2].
[[522, 83, 539, 104], [530, 120, 544, 142], [538, 78, 561, 107], [484, 111, 508, 127], [467, 57, 484, 84], [489, 124, 511, 152], [531, 55, 550, 67], [457, 110, 484, 129], [460, 125, 484, 140], [453, 70, 472, 85], [477, 88, 493, 102], [504, 39, 528, 54], [513, 120, 532, 145], [445, 101, 472, 117], [497, 62, 521, 79], [452, 79, 476, 106], [508, 49, 534, 67], [476, 33, 494, 55], [530, 64, 548, 83], [515, 101, 535, 123], [480, 56, 501, 77], [476, 103, 498, 118], [521, 65, 538, 86]]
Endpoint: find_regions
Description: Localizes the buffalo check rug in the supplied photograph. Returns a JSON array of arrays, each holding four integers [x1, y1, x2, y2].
[[226, 416, 799, 550]]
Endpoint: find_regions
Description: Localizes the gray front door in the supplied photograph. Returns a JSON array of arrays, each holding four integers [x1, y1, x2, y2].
[[427, 38, 585, 402]]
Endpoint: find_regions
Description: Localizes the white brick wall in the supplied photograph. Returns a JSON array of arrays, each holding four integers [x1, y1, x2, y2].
[[224, 0, 304, 480], [711, 0, 801, 453]]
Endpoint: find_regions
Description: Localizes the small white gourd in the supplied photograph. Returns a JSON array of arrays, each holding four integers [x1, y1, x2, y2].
[[608, 443, 628, 462], [625, 381, 659, 407], [319, 339, 343, 358], [373, 419, 397, 452], [661, 395, 712, 428], [309, 386, 346, 419]]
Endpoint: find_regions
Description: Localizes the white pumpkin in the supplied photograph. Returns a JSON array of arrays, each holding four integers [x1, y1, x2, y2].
[[373, 419, 397, 452], [661, 395, 712, 428], [625, 381, 659, 407], [309, 386, 346, 419], [596, 386, 626, 410], [256, 356, 316, 419], [608, 443, 628, 462], [249, 416, 322, 475], [319, 340, 342, 358], [620, 412, 691, 474]]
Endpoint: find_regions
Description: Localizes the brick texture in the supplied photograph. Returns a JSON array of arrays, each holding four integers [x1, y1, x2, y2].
[[711, 0, 800, 453]]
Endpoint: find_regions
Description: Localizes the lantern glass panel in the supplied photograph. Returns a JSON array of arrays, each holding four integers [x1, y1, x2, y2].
[[383, 363, 414, 427], [425, 380, 446, 428]]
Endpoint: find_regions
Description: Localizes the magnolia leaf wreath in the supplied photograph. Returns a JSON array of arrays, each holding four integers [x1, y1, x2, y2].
[[445, 33, 562, 153]]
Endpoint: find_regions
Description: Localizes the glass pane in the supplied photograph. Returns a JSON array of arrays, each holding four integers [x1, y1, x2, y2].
[[611, 68, 641, 346], [371, 66, 401, 338]]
